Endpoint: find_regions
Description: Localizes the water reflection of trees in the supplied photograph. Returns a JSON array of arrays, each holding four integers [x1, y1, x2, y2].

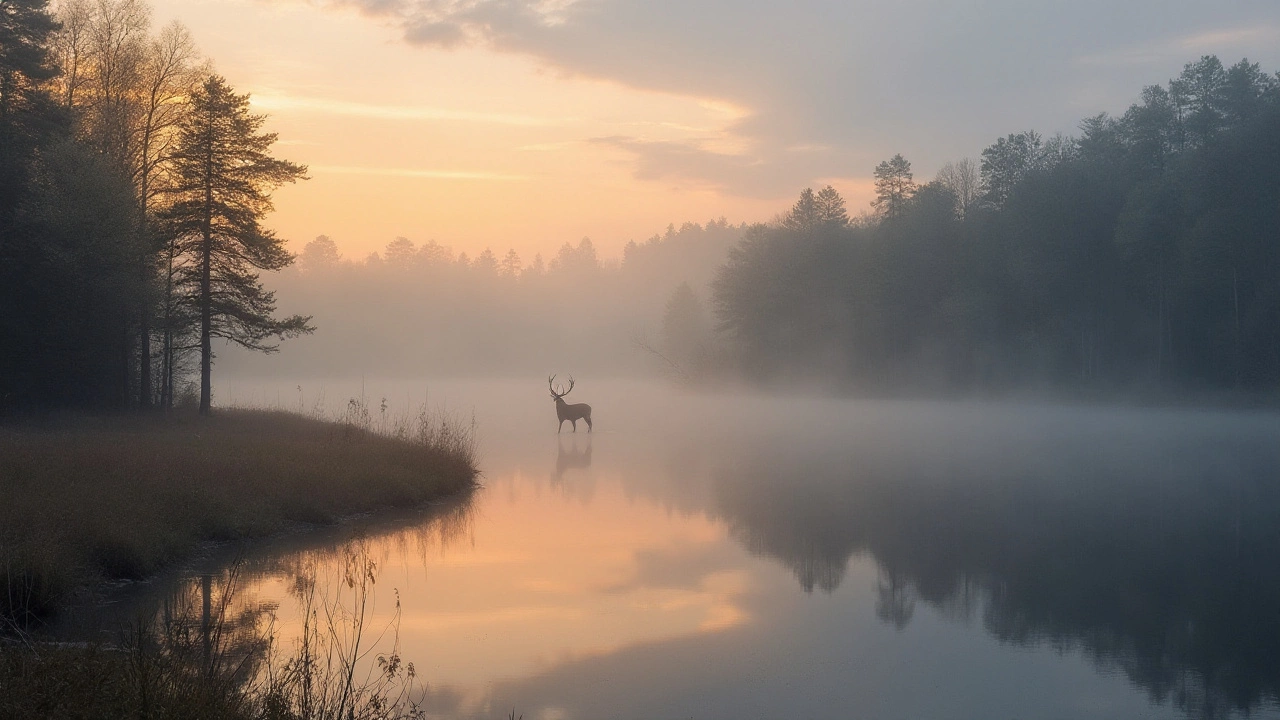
[[199, 494, 478, 599], [66, 493, 476, 644], [702, 422, 1280, 719], [73, 499, 480, 719]]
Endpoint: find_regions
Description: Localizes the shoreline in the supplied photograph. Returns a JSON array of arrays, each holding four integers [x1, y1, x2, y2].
[[46, 489, 477, 644], [0, 407, 479, 630]]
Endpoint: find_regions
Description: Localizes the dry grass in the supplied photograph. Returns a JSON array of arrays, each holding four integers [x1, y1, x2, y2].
[[1, 541, 432, 720], [0, 406, 478, 628]]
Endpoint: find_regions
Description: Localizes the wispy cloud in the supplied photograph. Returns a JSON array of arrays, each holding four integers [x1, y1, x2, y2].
[[1180, 25, 1280, 50], [312, 164, 531, 180], [250, 92, 573, 127], [1074, 24, 1280, 67], [293, 0, 1280, 195], [591, 136, 800, 197], [518, 140, 580, 151]]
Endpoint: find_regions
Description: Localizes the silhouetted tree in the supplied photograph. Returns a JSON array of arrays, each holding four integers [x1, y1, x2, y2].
[[49, 0, 204, 408], [418, 238, 451, 267], [551, 237, 599, 275], [474, 247, 498, 275], [0, 0, 61, 217], [872, 154, 915, 218], [384, 236, 415, 265], [814, 185, 849, 227], [1119, 87, 1175, 169], [500, 248, 521, 278], [298, 234, 341, 272], [980, 131, 1043, 208], [0, 0, 120, 407], [935, 158, 980, 219], [782, 187, 820, 232], [1171, 55, 1227, 148], [4, 141, 145, 406], [160, 75, 311, 414], [1221, 58, 1277, 126]]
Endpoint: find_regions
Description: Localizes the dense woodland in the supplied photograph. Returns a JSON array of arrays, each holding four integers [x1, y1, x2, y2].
[[0, 0, 307, 411], [4, 0, 1280, 406], [714, 56, 1280, 395]]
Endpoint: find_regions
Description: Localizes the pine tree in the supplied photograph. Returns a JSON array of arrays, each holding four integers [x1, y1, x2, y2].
[[500, 248, 521, 277], [0, 0, 61, 214], [160, 75, 311, 414], [298, 234, 341, 272], [384, 236, 416, 265], [781, 187, 819, 232], [872, 154, 916, 219], [979, 132, 1042, 209], [474, 247, 499, 275], [814, 185, 849, 227]]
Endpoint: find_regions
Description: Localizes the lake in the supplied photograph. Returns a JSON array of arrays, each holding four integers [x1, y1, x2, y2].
[[108, 379, 1280, 718]]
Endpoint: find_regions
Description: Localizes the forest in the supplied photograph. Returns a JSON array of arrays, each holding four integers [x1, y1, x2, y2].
[[0, 0, 308, 412], [713, 56, 1280, 395]]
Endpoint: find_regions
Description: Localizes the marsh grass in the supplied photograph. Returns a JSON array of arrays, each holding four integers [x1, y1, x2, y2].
[[0, 405, 478, 629], [1, 542, 430, 720], [258, 541, 425, 720]]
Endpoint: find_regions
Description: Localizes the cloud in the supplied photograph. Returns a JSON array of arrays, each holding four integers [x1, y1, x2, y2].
[[312, 164, 531, 180], [302, 0, 1280, 194], [250, 91, 574, 126], [1074, 23, 1280, 67], [590, 136, 813, 198], [1180, 25, 1280, 51]]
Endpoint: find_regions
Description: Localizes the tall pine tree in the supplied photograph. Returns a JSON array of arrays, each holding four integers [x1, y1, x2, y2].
[[161, 75, 311, 414], [872, 154, 916, 219]]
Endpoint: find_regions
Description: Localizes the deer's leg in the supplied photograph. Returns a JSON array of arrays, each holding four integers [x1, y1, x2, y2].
[[558, 418, 564, 434], [571, 419, 578, 433]]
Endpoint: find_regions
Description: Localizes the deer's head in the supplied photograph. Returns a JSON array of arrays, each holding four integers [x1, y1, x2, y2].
[[548, 374, 575, 402]]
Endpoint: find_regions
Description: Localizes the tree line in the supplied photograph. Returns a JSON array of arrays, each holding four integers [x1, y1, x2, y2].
[[713, 56, 1280, 396], [0, 0, 308, 412], [221, 221, 740, 378]]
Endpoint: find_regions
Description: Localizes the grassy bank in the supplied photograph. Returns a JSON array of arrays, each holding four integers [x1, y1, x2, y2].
[[2, 539, 438, 719], [0, 406, 478, 628]]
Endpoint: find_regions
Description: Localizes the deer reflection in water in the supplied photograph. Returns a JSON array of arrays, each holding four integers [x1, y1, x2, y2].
[[553, 434, 593, 484]]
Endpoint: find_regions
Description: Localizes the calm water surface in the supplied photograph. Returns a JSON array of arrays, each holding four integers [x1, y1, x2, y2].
[[149, 380, 1280, 717]]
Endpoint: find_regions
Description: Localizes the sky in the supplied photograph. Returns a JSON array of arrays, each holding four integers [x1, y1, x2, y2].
[[147, 0, 1280, 261]]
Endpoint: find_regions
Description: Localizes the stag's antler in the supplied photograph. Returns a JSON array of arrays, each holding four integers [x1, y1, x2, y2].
[[548, 374, 574, 398]]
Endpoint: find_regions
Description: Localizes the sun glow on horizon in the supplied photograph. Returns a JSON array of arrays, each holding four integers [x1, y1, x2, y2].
[[147, 0, 827, 263]]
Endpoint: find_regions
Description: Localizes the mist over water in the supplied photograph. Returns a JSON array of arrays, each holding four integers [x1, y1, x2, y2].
[[187, 377, 1280, 719], [8, 0, 1280, 715]]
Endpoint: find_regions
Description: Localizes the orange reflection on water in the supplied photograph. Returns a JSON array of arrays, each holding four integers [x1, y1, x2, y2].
[[254, 468, 753, 708]]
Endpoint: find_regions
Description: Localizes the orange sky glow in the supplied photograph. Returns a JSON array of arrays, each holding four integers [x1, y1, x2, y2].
[[142, 0, 1280, 266], [148, 0, 875, 263]]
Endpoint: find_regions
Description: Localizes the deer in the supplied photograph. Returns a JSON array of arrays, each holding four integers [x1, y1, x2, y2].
[[548, 374, 592, 433]]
